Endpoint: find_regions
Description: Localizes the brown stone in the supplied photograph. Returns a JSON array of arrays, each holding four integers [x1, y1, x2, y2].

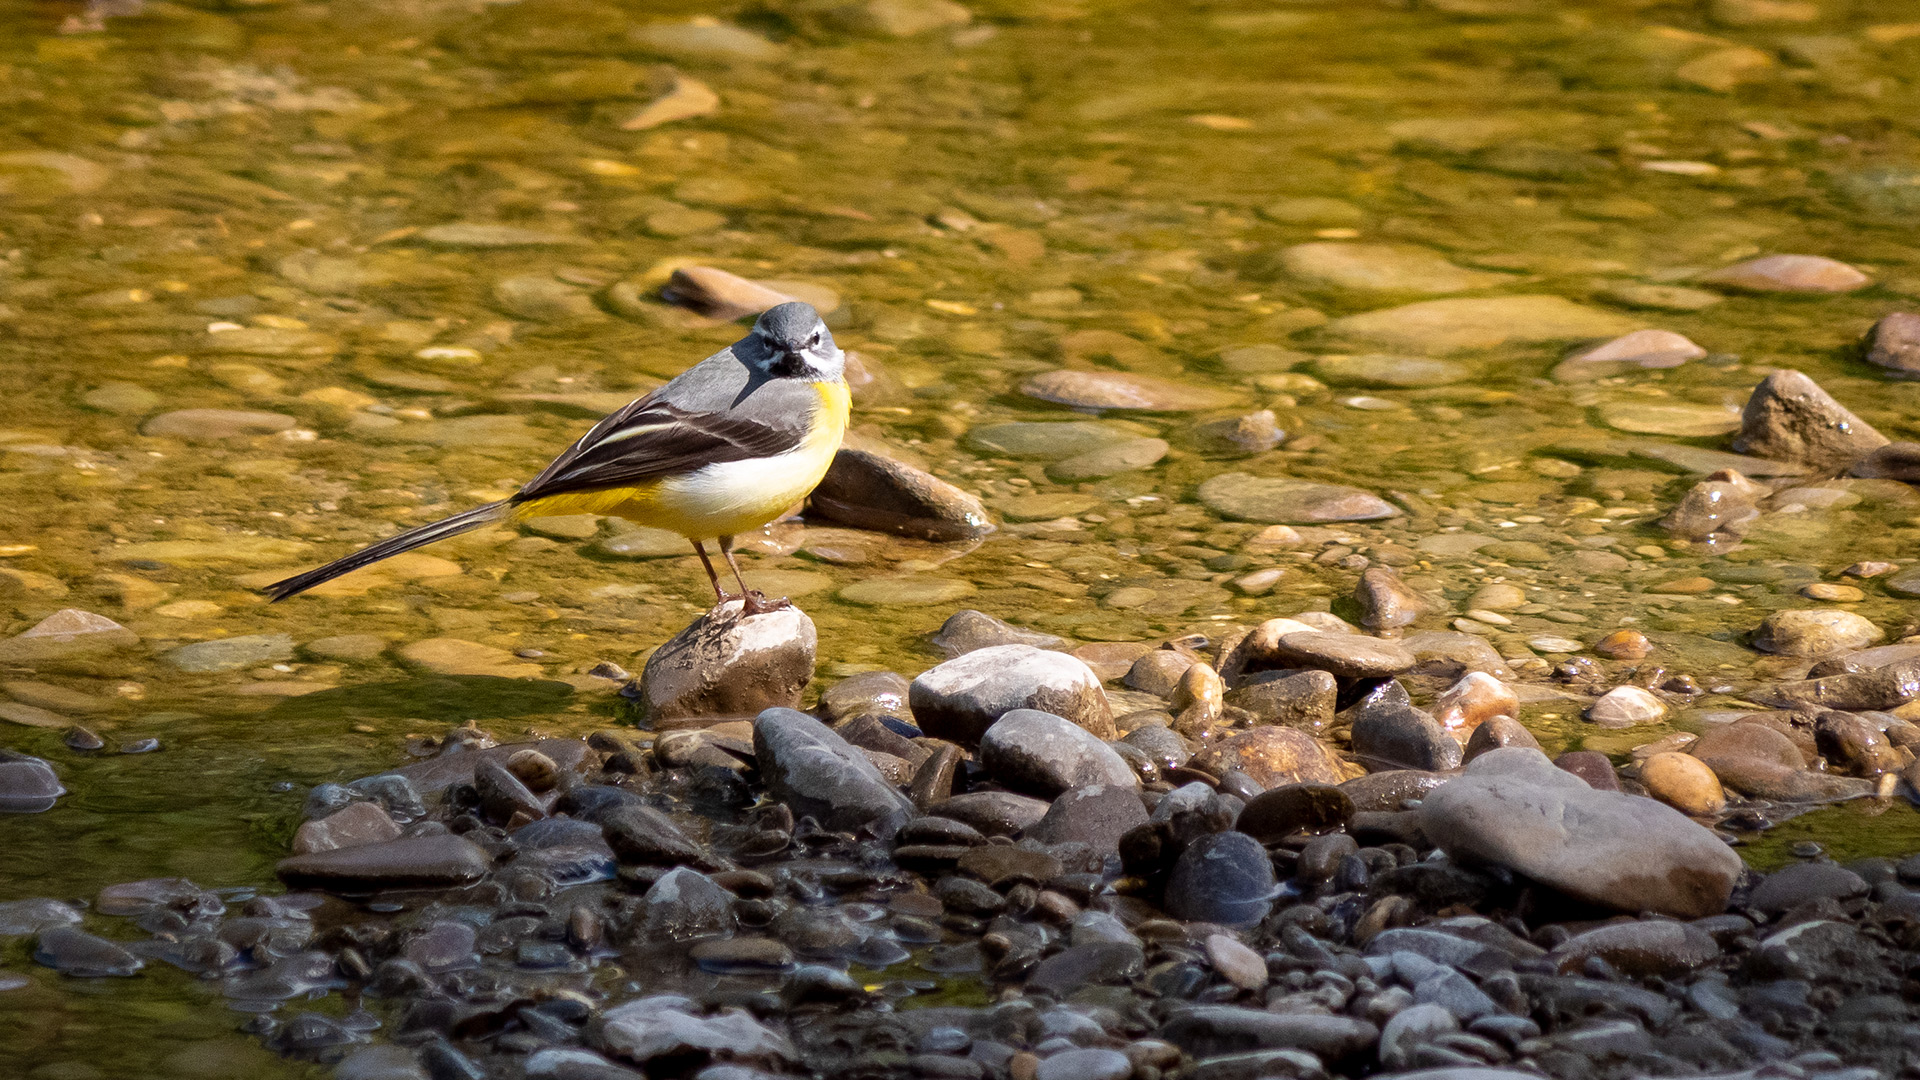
[[1594, 629, 1652, 660], [1191, 726, 1347, 790], [1866, 312, 1920, 379], [1354, 566, 1424, 631], [637, 600, 817, 722], [291, 802, 403, 855], [1463, 715, 1540, 762], [1639, 752, 1725, 816], [1733, 370, 1888, 470], [810, 448, 995, 542], [1431, 671, 1517, 732]]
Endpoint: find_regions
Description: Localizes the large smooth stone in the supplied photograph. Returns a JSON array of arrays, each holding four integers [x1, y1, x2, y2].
[[909, 644, 1113, 744], [0, 609, 138, 666], [1597, 402, 1742, 437], [1160, 1007, 1378, 1064], [1320, 296, 1637, 355], [1264, 632, 1416, 679], [1417, 748, 1743, 918], [165, 633, 295, 673], [141, 409, 299, 440], [809, 448, 994, 541], [1163, 831, 1279, 927], [637, 600, 816, 721], [1552, 329, 1706, 382], [1350, 702, 1462, 772], [33, 927, 143, 977], [964, 420, 1143, 460], [930, 610, 1066, 658], [0, 751, 65, 812], [1191, 726, 1347, 788], [1020, 370, 1239, 412], [1028, 784, 1149, 852], [979, 709, 1137, 797], [753, 708, 912, 832], [1734, 370, 1888, 470], [1753, 609, 1884, 658], [1314, 354, 1470, 389], [1280, 242, 1509, 295], [1866, 312, 1920, 378], [1697, 254, 1870, 293], [1198, 473, 1398, 524], [275, 834, 491, 891]]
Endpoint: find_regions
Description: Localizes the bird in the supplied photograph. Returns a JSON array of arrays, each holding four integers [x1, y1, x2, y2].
[[264, 301, 849, 614]]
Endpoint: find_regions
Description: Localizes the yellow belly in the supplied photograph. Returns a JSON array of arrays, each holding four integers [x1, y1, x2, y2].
[[512, 379, 849, 541]]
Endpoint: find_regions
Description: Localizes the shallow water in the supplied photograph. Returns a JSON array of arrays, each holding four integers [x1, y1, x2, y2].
[[3, 0, 1920, 1071]]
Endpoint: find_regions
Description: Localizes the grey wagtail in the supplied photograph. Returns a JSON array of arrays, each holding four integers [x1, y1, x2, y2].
[[264, 301, 848, 613]]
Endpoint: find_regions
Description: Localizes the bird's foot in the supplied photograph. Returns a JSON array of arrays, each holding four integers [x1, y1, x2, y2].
[[740, 591, 791, 616]]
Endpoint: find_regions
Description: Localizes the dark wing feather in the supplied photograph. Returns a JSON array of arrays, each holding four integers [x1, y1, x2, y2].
[[513, 397, 803, 502]]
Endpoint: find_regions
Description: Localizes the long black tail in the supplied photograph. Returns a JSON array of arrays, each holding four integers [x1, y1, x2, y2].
[[263, 501, 511, 601]]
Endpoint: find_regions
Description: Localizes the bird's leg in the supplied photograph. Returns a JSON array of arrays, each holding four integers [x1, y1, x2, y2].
[[720, 534, 790, 615], [690, 539, 734, 607]]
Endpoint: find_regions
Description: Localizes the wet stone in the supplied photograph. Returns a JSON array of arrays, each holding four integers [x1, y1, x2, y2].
[[966, 421, 1143, 461], [1587, 685, 1667, 728], [596, 997, 796, 1069], [142, 409, 299, 440], [1314, 354, 1470, 388], [1639, 752, 1725, 816], [1355, 566, 1424, 630], [292, 802, 401, 855], [1198, 473, 1399, 525], [1734, 370, 1888, 470], [1224, 669, 1337, 729], [416, 223, 584, 248], [928, 791, 1051, 837], [1192, 726, 1346, 788], [754, 708, 913, 832], [1599, 401, 1743, 438], [638, 600, 817, 721], [1698, 254, 1870, 293], [1234, 783, 1352, 843], [1754, 609, 1883, 657], [1552, 329, 1706, 382], [1748, 861, 1869, 916], [1551, 921, 1719, 978], [275, 834, 491, 891], [1046, 437, 1169, 482], [1160, 1008, 1378, 1065], [1020, 370, 1238, 412], [1280, 242, 1508, 296], [1865, 312, 1920, 378], [1599, 282, 1724, 311], [1419, 748, 1743, 918], [1027, 941, 1144, 995], [0, 898, 82, 936], [1554, 750, 1619, 791], [1263, 631, 1415, 679], [1164, 831, 1278, 928], [1350, 698, 1461, 771], [0, 751, 65, 812], [910, 644, 1114, 744], [34, 927, 144, 977], [1029, 784, 1150, 852], [1320, 295, 1637, 355], [1851, 443, 1920, 484], [812, 448, 995, 541], [0, 609, 138, 665], [165, 633, 295, 673], [981, 710, 1137, 798], [957, 845, 1062, 888], [1464, 716, 1541, 762], [1594, 629, 1652, 660], [931, 610, 1067, 659]]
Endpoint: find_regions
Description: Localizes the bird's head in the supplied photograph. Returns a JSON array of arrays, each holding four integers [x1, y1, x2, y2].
[[745, 302, 842, 380]]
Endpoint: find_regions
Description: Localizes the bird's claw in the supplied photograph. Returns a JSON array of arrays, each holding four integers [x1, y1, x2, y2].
[[741, 591, 791, 616]]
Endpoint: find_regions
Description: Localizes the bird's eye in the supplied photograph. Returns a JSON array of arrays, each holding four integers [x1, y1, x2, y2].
[[806, 332, 820, 349]]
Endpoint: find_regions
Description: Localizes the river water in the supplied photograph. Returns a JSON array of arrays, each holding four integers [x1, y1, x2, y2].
[[3, 0, 1920, 1073]]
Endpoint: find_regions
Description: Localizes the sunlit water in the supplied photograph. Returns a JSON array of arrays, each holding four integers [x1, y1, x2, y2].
[[4, 0, 1920, 1072]]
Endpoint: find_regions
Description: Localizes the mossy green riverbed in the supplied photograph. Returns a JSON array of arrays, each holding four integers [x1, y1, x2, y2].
[[4, 0, 1920, 1072]]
